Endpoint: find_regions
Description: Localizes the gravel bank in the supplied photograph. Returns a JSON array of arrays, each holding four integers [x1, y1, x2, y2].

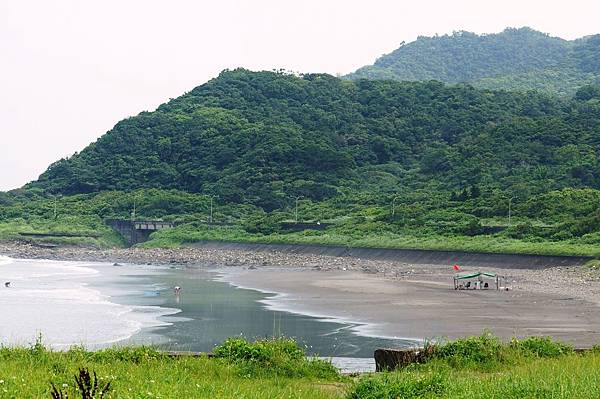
[[1, 240, 599, 306]]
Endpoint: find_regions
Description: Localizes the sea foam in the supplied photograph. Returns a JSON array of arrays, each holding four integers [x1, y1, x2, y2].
[[0, 258, 179, 349], [0, 255, 14, 267]]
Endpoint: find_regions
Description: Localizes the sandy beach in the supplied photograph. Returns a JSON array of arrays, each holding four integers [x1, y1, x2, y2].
[[220, 267, 600, 347], [2, 241, 600, 347]]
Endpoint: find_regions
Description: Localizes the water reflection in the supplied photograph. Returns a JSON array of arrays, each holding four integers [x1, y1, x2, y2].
[[116, 267, 413, 358]]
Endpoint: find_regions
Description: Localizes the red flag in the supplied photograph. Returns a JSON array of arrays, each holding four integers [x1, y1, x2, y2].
[[453, 264, 461, 271]]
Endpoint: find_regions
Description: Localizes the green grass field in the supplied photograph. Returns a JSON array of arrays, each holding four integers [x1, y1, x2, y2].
[[3, 217, 596, 258], [350, 354, 600, 399], [2, 187, 600, 258], [142, 224, 600, 258], [0, 339, 343, 399], [2, 335, 600, 399], [0, 219, 123, 248]]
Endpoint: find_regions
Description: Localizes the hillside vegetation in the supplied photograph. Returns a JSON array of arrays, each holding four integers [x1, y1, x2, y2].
[[29, 69, 600, 203], [348, 27, 600, 96], [3, 69, 600, 254]]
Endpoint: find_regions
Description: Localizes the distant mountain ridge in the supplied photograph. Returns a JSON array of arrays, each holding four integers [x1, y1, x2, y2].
[[347, 27, 600, 96]]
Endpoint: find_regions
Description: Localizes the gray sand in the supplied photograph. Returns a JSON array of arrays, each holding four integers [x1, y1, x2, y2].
[[3, 241, 600, 347], [221, 267, 600, 347]]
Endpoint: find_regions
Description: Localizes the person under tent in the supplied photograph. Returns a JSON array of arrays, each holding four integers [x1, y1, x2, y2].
[[453, 272, 503, 290]]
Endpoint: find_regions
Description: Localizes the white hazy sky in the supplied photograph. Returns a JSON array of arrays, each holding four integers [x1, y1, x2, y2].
[[1, 0, 599, 191]]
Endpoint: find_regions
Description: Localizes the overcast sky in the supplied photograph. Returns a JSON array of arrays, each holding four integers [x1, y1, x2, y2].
[[1, 0, 599, 191]]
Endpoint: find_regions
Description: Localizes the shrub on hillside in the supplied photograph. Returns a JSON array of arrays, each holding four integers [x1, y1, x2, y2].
[[505, 222, 535, 239], [242, 213, 283, 235]]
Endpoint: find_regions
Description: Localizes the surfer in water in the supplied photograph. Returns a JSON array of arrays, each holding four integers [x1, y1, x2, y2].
[[4, 282, 10, 288]]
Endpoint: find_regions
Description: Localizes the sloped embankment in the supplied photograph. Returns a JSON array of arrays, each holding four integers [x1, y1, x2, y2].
[[188, 241, 591, 269]]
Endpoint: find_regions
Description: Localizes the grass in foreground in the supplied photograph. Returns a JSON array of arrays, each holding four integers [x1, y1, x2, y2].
[[350, 333, 599, 399], [2, 334, 600, 398], [350, 354, 600, 399], [0, 338, 342, 399]]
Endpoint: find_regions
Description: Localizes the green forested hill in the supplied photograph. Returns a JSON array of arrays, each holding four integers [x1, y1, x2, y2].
[[6, 68, 600, 254], [348, 28, 600, 96], [29, 68, 600, 211]]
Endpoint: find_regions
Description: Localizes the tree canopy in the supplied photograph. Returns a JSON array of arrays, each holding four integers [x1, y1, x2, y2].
[[347, 28, 600, 96], [28, 69, 600, 211]]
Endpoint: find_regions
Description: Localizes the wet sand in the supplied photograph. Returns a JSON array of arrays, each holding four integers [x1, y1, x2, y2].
[[221, 267, 600, 347], [3, 241, 600, 347]]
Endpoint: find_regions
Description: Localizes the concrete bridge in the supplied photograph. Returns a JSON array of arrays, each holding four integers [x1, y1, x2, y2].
[[106, 219, 183, 245]]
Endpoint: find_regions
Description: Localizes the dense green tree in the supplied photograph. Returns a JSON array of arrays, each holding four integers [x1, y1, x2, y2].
[[575, 85, 600, 101], [347, 28, 600, 96], [26, 69, 600, 212], [574, 35, 600, 73]]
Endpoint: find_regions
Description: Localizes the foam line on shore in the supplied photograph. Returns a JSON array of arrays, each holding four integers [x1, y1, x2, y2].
[[215, 270, 422, 346], [0, 258, 180, 349], [0, 255, 14, 267]]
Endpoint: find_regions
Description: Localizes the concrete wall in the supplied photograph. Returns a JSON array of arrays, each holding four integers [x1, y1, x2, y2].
[[105, 219, 179, 246], [187, 241, 592, 269]]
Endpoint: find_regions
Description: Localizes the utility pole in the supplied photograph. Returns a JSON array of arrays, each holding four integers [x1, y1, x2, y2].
[[508, 196, 515, 226], [207, 195, 218, 224], [132, 200, 136, 222], [391, 195, 400, 217]]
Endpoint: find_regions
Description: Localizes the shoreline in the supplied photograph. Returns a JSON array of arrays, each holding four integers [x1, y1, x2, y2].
[[0, 256, 180, 349], [2, 240, 600, 305], [3, 241, 600, 346], [214, 268, 423, 344], [218, 266, 600, 347]]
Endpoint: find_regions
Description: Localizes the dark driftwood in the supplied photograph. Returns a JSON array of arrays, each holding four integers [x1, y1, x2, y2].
[[374, 348, 430, 371]]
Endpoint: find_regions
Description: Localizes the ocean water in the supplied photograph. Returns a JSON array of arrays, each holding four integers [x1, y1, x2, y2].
[[119, 267, 416, 358], [0, 255, 13, 267], [0, 257, 414, 370], [0, 256, 178, 348]]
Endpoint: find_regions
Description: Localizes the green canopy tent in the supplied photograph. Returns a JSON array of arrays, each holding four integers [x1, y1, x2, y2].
[[453, 272, 503, 290]]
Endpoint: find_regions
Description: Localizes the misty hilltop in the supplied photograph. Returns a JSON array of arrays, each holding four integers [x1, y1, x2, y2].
[[347, 27, 600, 96]]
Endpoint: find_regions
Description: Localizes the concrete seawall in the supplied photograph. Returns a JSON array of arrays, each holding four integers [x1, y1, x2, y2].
[[187, 241, 592, 269]]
